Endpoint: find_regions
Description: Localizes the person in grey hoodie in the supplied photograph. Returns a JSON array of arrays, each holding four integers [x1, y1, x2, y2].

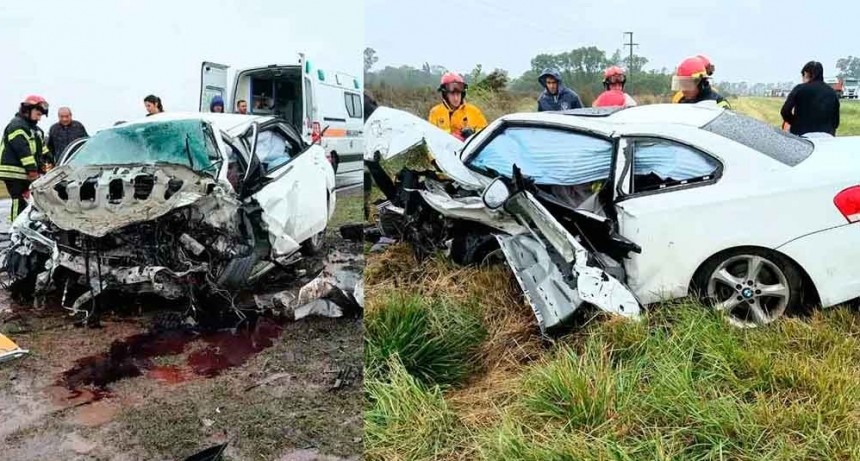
[[537, 68, 583, 111]]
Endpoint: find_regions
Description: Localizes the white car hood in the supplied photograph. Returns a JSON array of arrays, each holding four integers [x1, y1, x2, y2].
[[363, 107, 485, 190]]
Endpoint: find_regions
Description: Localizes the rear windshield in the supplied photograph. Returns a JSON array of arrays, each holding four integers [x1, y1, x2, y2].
[[702, 111, 813, 166]]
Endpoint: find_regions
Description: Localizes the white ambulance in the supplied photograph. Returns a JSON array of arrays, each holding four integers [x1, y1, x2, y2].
[[199, 54, 363, 188]]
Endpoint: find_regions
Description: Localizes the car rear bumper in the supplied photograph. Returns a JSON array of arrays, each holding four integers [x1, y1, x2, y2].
[[776, 224, 860, 307]]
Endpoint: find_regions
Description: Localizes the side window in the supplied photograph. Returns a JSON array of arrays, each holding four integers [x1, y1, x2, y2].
[[344, 93, 362, 118], [255, 128, 299, 173], [629, 138, 720, 193], [468, 126, 614, 186]]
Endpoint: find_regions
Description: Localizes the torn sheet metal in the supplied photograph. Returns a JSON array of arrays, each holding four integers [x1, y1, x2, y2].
[[363, 107, 485, 190], [496, 233, 639, 333], [417, 188, 527, 235], [496, 233, 583, 332], [494, 190, 640, 331], [29, 164, 221, 237]]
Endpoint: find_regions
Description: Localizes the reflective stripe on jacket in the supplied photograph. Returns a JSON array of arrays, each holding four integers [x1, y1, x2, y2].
[[0, 115, 45, 180]]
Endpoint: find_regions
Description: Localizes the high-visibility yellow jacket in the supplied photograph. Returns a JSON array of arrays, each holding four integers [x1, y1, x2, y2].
[[428, 102, 488, 137], [0, 115, 48, 181]]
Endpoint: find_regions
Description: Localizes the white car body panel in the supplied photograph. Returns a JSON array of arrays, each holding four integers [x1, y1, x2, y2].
[[376, 103, 860, 322], [776, 224, 860, 306], [252, 142, 333, 257], [364, 107, 485, 190]]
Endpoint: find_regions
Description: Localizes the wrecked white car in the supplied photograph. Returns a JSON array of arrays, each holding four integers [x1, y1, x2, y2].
[[365, 105, 860, 332], [1, 113, 335, 321]]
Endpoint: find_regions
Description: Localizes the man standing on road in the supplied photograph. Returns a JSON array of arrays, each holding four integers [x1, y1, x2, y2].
[[537, 68, 583, 112], [236, 99, 248, 114], [47, 107, 88, 162], [0, 95, 50, 221], [780, 61, 840, 136]]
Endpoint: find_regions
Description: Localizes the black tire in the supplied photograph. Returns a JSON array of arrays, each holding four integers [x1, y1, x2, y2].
[[690, 247, 806, 327], [330, 151, 340, 174], [217, 254, 258, 289]]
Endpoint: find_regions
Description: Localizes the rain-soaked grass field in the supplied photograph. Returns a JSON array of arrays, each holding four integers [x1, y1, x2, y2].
[[364, 98, 860, 460]]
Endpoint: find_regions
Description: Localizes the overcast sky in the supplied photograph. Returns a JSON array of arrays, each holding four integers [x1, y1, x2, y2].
[[367, 0, 859, 84], [0, 0, 363, 132]]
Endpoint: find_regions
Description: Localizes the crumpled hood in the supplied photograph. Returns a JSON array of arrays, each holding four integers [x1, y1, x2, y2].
[[30, 163, 224, 237], [363, 106, 485, 190]]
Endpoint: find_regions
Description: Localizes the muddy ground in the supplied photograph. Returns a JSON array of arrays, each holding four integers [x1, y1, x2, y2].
[[0, 187, 365, 461]]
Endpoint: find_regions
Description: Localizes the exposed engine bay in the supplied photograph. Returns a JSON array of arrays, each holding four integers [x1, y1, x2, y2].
[[1, 164, 286, 322], [0, 114, 349, 325]]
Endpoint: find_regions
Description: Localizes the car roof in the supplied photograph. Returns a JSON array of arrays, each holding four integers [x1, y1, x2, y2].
[[498, 103, 726, 136], [115, 112, 276, 134]]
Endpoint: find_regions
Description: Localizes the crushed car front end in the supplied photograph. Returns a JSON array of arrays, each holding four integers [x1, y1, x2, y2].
[[364, 107, 642, 333], [1, 118, 272, 322]]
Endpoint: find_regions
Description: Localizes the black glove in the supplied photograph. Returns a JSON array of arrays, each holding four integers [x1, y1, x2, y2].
[[460, 127, 475, 138]]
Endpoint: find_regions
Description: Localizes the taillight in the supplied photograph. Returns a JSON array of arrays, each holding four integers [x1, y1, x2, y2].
[[834, 186, 860, 222], [311, 122, 321, 143]]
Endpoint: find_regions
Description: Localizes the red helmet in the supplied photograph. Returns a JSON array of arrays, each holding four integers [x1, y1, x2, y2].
[[21, 94, 49, 116], [672, 57, 709, 92], [696, 54, 715, 76], [438, 72, 467, 93], [603, 66, 627, 89], [593, 90, 628, 108]]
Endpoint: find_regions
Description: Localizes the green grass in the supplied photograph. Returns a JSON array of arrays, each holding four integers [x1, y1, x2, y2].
[[363, 95, 860, 459], [732, 96, 860, 136], [330, 187, 363, 229], [365, 357, 470, 461], [480, 304, 860, 460], [365, 294, 486, 387]]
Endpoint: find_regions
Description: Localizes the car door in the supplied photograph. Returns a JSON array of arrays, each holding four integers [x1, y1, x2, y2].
[[612, 136, 723, 303], [245, 121, 329, 258], [200, 61, 230, 112], [460, 123, 641, 332]]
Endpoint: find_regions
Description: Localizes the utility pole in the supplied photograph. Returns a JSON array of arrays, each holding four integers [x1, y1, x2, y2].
[[623, 32, 639, 76]]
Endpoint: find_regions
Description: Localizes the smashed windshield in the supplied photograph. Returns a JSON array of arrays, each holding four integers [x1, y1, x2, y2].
[[68, 119, 221, 173], [468, 126, 614, 185]]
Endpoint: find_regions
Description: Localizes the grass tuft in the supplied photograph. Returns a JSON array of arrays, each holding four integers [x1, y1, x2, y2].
[[365, 356, 470, 461], [365, 294, 486, 387]]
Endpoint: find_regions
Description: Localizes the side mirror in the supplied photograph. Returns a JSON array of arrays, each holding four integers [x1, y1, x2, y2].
[[482, 178, 511, 210]]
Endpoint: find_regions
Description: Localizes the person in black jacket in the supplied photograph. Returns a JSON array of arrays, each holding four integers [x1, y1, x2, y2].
[[47, 107, 88, 162], [780, 61, 840, 136], [0, 95, 50, 221]]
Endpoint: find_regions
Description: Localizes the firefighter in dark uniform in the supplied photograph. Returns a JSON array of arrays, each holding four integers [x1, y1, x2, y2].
[[671, 56, 731, 109], [0, 95, 51, 221]]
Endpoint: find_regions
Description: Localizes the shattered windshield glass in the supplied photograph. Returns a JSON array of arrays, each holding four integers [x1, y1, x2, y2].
[[468, 126, 614, 185], [702, 111, 813, 166], [68, 119, 220, 173]]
